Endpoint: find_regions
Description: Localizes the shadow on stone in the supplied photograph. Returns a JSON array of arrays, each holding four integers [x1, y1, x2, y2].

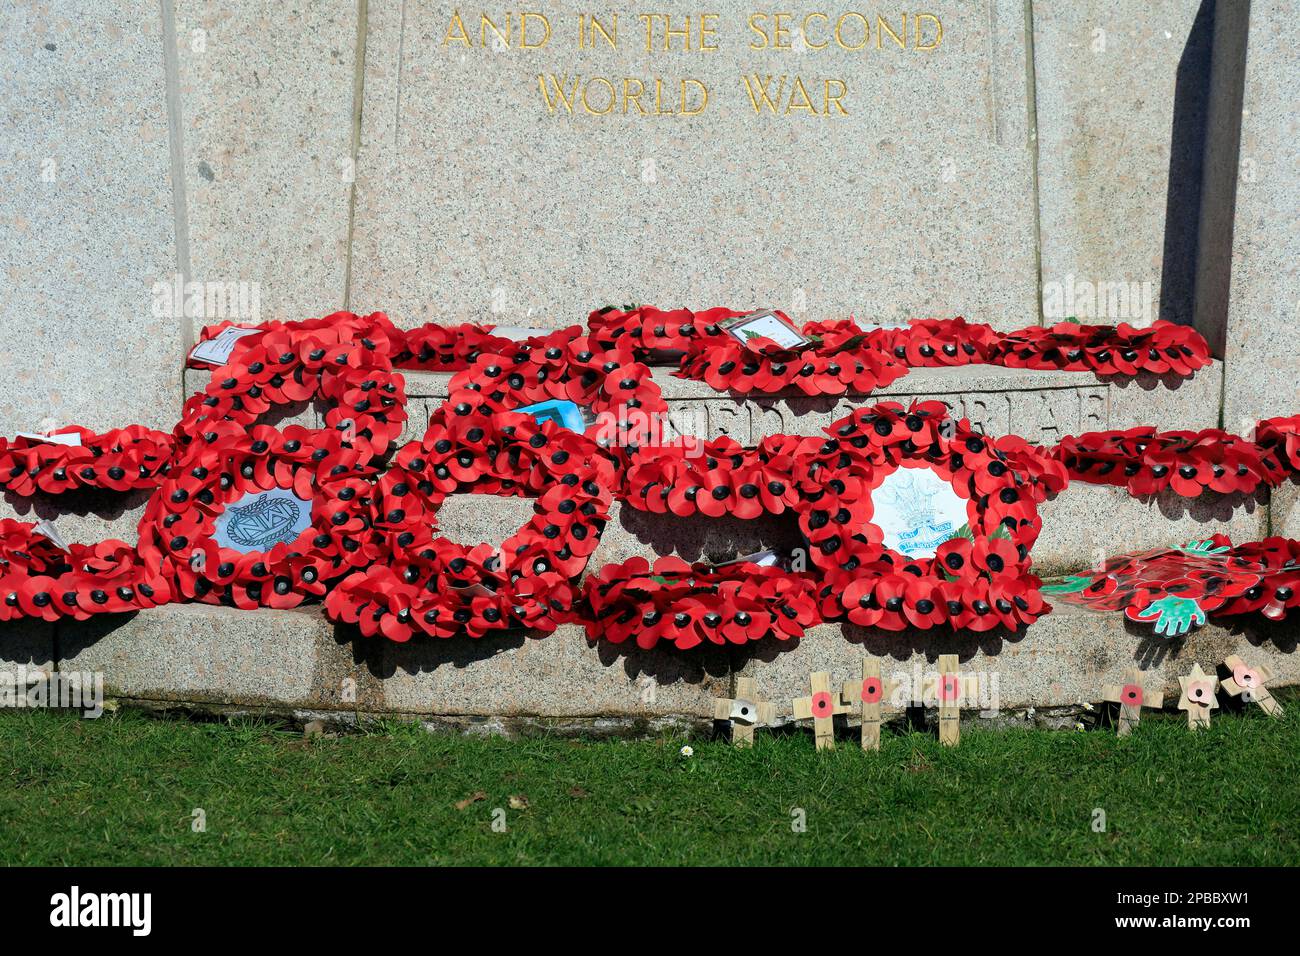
[[2, 486, 152, 527], [1159, 0, 1218, 329], [1098, 369, 1201, 393], [615, 506, 803, 563], [1152, 487, 1266, 522], [592, 636, 731, 688], [364, 626, 528, 679], [56, 610, 141, 661], [728, 621, 1027, 669], [1231, 616, 1299, 655]]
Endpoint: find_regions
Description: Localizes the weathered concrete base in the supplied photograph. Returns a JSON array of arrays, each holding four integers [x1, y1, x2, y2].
[[1273, 475, 1300, 539], [33, 601, 1299, 733], [93, 698, 1093, 741]]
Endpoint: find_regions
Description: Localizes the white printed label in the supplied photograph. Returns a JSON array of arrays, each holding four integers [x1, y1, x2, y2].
[[189, 326, 262, 365], [15, 432, 81, 447]]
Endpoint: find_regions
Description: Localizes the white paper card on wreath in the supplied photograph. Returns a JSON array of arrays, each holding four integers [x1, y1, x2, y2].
[[715, 549, 782, 569], [873, 468, 969, 559], [33, 519, 70, 552], [15, 431, 81, 447], [189, 326, 263, 366], [489, 326, 550, 342], [856, 318, 913, 333], [720, 310, 809, 350]]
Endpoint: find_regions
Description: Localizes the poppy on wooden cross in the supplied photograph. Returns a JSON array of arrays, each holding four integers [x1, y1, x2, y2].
[[792, 671, 850, 750], [840, 656, 893, 751], [937, 654, 963, 747], [1102, 666, 1165, 736], [1176, 663, 1219, 730], [1220, 655, 1284, 718], [713, 676, 776, 747]]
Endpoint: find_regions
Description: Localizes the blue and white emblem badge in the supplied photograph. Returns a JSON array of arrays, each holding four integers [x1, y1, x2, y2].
[[213, 489, 312, 554], [873, 468, 968, 559]]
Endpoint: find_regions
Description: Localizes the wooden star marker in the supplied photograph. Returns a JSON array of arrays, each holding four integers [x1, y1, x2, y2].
[[937, 654, 962, 746], [713, 676, 776, 747], [1102, 667, 1165, 736], [840, 656, 893, 751], [1220, 655, 1284, 718], [1176, 663, 1219, 730], [793, 671, 851, 750]]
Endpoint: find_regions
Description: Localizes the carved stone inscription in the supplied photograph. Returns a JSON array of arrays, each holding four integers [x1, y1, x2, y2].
[[659, 387, 1111, 446]]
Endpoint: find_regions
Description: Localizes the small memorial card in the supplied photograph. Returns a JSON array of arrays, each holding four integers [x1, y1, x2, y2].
[[855, 318, 913, 333], [714, 549, 783, 569], [873, 468, 969, 559], [189, 326, 263, 366], [719, 310, 810, 351], [33, 519, 70, 552], [450, 582, 498, 597], [489, 326, 549, 342], [15, 431, 81, 447]]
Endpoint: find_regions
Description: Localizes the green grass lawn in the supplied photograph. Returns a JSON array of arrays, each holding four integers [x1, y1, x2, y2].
[[2, 702, 1297, 866]]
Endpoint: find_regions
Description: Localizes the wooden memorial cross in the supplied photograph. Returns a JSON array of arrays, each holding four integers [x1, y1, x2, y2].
[[937, 654, 962, 747], [713, 676, 776, 747], [1220, 655, 1285, 718], [1177, 663, 1219, 730], [793, 671, 850, 750], [841, 657, 891, 751], [1102, 667, 1165, 736]]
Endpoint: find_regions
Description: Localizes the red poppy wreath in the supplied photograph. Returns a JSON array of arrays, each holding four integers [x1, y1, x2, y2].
[[612, 400, 1068, 639], [135, 424, 376, 609], [325, 405, 617, 641], [446, 325, 668, 453], [791, 401, 1066, 632], [0, 518, 173, 622]]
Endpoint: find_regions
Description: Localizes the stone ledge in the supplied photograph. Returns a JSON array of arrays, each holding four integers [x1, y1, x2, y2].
[[393, 360, 1226, 443], [183, 360, 1225, 451], [43, 601, 1299, 721]]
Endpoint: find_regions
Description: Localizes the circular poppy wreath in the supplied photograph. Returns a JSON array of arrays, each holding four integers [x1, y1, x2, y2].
[[136, 424, 375, 609], [1052, 427, 1285, 498], [0, 519, 174, 622], [618, 433, 810, 521], [587, 306, 1213, 390], [790, 401, 1063, 632], [581, 555, 823, 650], [179, 310, 408, 462], [325, 405, 617, 641], [1254, 416, 1300, 474], [446, 325, 668, 455], [0, 425, 175, 496]]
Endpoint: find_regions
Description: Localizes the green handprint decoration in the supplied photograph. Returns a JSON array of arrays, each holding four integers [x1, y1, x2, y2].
[[1041, 575, 1093, 594], [1181, 539, 1230, 556], [1127, 595, 1207, 637]]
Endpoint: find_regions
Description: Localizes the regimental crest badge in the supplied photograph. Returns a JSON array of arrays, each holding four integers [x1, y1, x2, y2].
[[874, 467, 968, 559], [214, 490, 312, 554]]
